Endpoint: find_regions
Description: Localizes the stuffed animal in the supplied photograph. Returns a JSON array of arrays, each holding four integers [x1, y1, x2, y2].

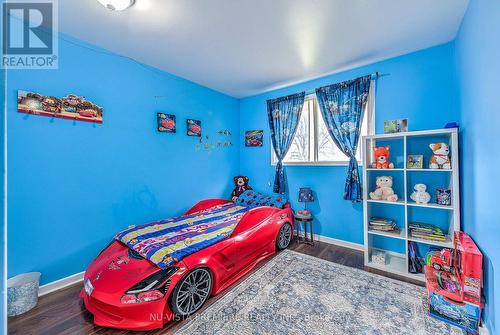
[[369, 176, 398, 202], [231, 176, 252, 201], [371, 146, 394, 169], [410, 183, 431, 204], [429, 143, 451, 169]]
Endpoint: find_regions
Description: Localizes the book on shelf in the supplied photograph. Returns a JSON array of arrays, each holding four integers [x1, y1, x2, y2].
[[411, 233, 446, 242], [369, 217, 399, 234], [408, 222, 447, 242]]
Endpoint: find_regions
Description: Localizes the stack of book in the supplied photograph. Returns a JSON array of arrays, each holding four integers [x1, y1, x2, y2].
[[408, 222, 446, 242], [369, 217, 399, 234]]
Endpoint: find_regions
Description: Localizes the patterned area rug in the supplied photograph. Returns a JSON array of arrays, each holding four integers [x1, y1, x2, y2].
[[177, 250, 463, 335]]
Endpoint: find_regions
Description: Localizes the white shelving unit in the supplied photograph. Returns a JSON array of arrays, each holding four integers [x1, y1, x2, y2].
[[362, 128, 460, 282]]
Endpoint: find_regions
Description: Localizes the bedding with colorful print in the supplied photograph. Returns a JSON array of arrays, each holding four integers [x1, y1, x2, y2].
[[115, 202, 248, 269], [235, 190, 287, 208]]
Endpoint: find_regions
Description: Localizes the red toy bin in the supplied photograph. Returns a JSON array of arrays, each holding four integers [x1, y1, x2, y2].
[[424, 232, 484, 334], [455, 232, 483, 303]]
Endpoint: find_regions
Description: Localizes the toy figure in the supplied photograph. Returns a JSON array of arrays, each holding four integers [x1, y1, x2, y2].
[[369, 176, 398, 202], [231, 176, 252, 201], [371, 146, 394, 169], [436, 188, 452, 206], [429, 143, 451, 169], [410, 183, 431, 204]]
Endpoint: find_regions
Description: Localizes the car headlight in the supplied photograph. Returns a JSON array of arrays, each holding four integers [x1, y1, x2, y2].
[[120, 267, 178, 304]]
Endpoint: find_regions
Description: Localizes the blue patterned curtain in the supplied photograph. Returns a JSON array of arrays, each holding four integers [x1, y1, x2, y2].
[[267, 92, 306, 194], [316, 75, 371, 202]]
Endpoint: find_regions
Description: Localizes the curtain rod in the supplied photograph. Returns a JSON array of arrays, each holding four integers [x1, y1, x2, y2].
[[303, 71, 388, 96]]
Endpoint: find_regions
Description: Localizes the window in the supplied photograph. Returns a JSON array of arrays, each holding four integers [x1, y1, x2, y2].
[[272, 83, 374, 165]]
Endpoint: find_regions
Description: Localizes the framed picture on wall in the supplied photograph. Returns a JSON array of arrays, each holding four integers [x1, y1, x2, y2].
[[187, 119, 202, 136], [157, 113, 176, 133], [384, 118, 408, 133], [17, 90, 103, 124], [245, 130, 263, 147]]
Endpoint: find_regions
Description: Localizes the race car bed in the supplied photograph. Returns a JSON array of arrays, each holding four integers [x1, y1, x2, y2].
[[81, 191, 293, 330]]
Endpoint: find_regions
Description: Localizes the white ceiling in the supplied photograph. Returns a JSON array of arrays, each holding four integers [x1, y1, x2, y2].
[[58, 0, 469, 98]]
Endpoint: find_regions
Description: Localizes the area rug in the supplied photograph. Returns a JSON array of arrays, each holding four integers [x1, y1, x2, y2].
[[176, 250, 462, 335]]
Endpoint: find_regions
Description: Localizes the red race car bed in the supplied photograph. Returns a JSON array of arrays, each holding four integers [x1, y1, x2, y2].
[[81, 196, 293, 331]]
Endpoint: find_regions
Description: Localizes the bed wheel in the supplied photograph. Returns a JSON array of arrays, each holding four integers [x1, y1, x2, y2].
[[276, 223, 292, 250]]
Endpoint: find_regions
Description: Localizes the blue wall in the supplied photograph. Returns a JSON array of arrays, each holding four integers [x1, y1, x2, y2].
[[456, 0, 500, 333], [6, 34, 240, 285], [239, 43, 459, 244]]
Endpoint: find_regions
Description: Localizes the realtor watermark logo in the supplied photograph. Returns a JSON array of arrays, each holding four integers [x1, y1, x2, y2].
[[1, 0, 58, 69]]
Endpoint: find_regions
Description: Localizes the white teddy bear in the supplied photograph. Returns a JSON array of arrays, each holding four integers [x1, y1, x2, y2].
[[369, 176, 398, 202], [410, 183, 431, 204]]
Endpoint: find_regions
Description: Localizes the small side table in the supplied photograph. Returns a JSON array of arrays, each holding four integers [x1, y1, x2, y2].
[[294, 214, 314, 245]]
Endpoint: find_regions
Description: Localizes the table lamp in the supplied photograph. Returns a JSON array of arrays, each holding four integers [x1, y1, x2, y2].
[[298, 187, 314, 217]]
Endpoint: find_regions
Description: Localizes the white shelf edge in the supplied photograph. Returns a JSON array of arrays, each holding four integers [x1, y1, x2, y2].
[[408, 237, 453, 248], [406, 202, 453, 210], [366, 168, 404, 171], [408, 234, 453, 248], [406, 168, 452, 172], [367, 199, 405, 206], [363, 128, 457, 140], [368, 229, 406, 240]]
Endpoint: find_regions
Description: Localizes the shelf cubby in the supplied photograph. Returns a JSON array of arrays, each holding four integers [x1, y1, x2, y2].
[[367, 235, 407, 276], [362, 128, 460, 282]]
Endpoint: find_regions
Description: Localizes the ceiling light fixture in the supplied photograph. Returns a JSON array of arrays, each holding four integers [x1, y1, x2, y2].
[[97, 0, 135, 11]]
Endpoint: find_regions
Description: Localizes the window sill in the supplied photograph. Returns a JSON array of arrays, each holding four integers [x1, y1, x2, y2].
[[271, 161, 363, 167]]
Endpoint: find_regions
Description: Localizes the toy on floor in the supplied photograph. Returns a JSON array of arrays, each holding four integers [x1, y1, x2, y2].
[[428, 248, 455, 272], [231, 176, 252, 201], [425, 232, 483, 334], [408, 241, 423, 274], [410, 183, 431, 204], [436, 271, 461, 295], [371, 146, 394, 169], [369, 176, 398, 202], [429, 143, 451, 169]]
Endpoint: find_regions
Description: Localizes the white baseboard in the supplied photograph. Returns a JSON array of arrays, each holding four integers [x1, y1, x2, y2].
[[38, 271, 85, 297], [314, 234, 364, 251]]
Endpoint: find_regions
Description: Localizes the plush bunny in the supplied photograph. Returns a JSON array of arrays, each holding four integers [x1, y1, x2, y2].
[[369, 176, 398, 202], [410, 184, 431, 204]]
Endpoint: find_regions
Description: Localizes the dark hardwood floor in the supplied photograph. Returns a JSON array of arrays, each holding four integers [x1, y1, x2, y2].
[[8, 240, 422, 335]]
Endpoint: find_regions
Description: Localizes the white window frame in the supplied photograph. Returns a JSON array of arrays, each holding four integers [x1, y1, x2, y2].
[[271, 80, 375, 166]]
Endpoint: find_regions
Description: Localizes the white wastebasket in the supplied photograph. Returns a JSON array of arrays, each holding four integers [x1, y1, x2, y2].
[[7, 272, 41, 316]]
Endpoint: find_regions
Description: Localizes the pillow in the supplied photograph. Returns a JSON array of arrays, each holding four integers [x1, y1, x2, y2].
[[235, 190, 287, 209]]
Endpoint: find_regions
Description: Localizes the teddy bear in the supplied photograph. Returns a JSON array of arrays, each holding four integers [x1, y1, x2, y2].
[[410, 183, 431, 204], [231, 176, 252, 201], [369, 176, 398, 202], [429, 143, 451, 169], [371, 146, 394, 169]]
